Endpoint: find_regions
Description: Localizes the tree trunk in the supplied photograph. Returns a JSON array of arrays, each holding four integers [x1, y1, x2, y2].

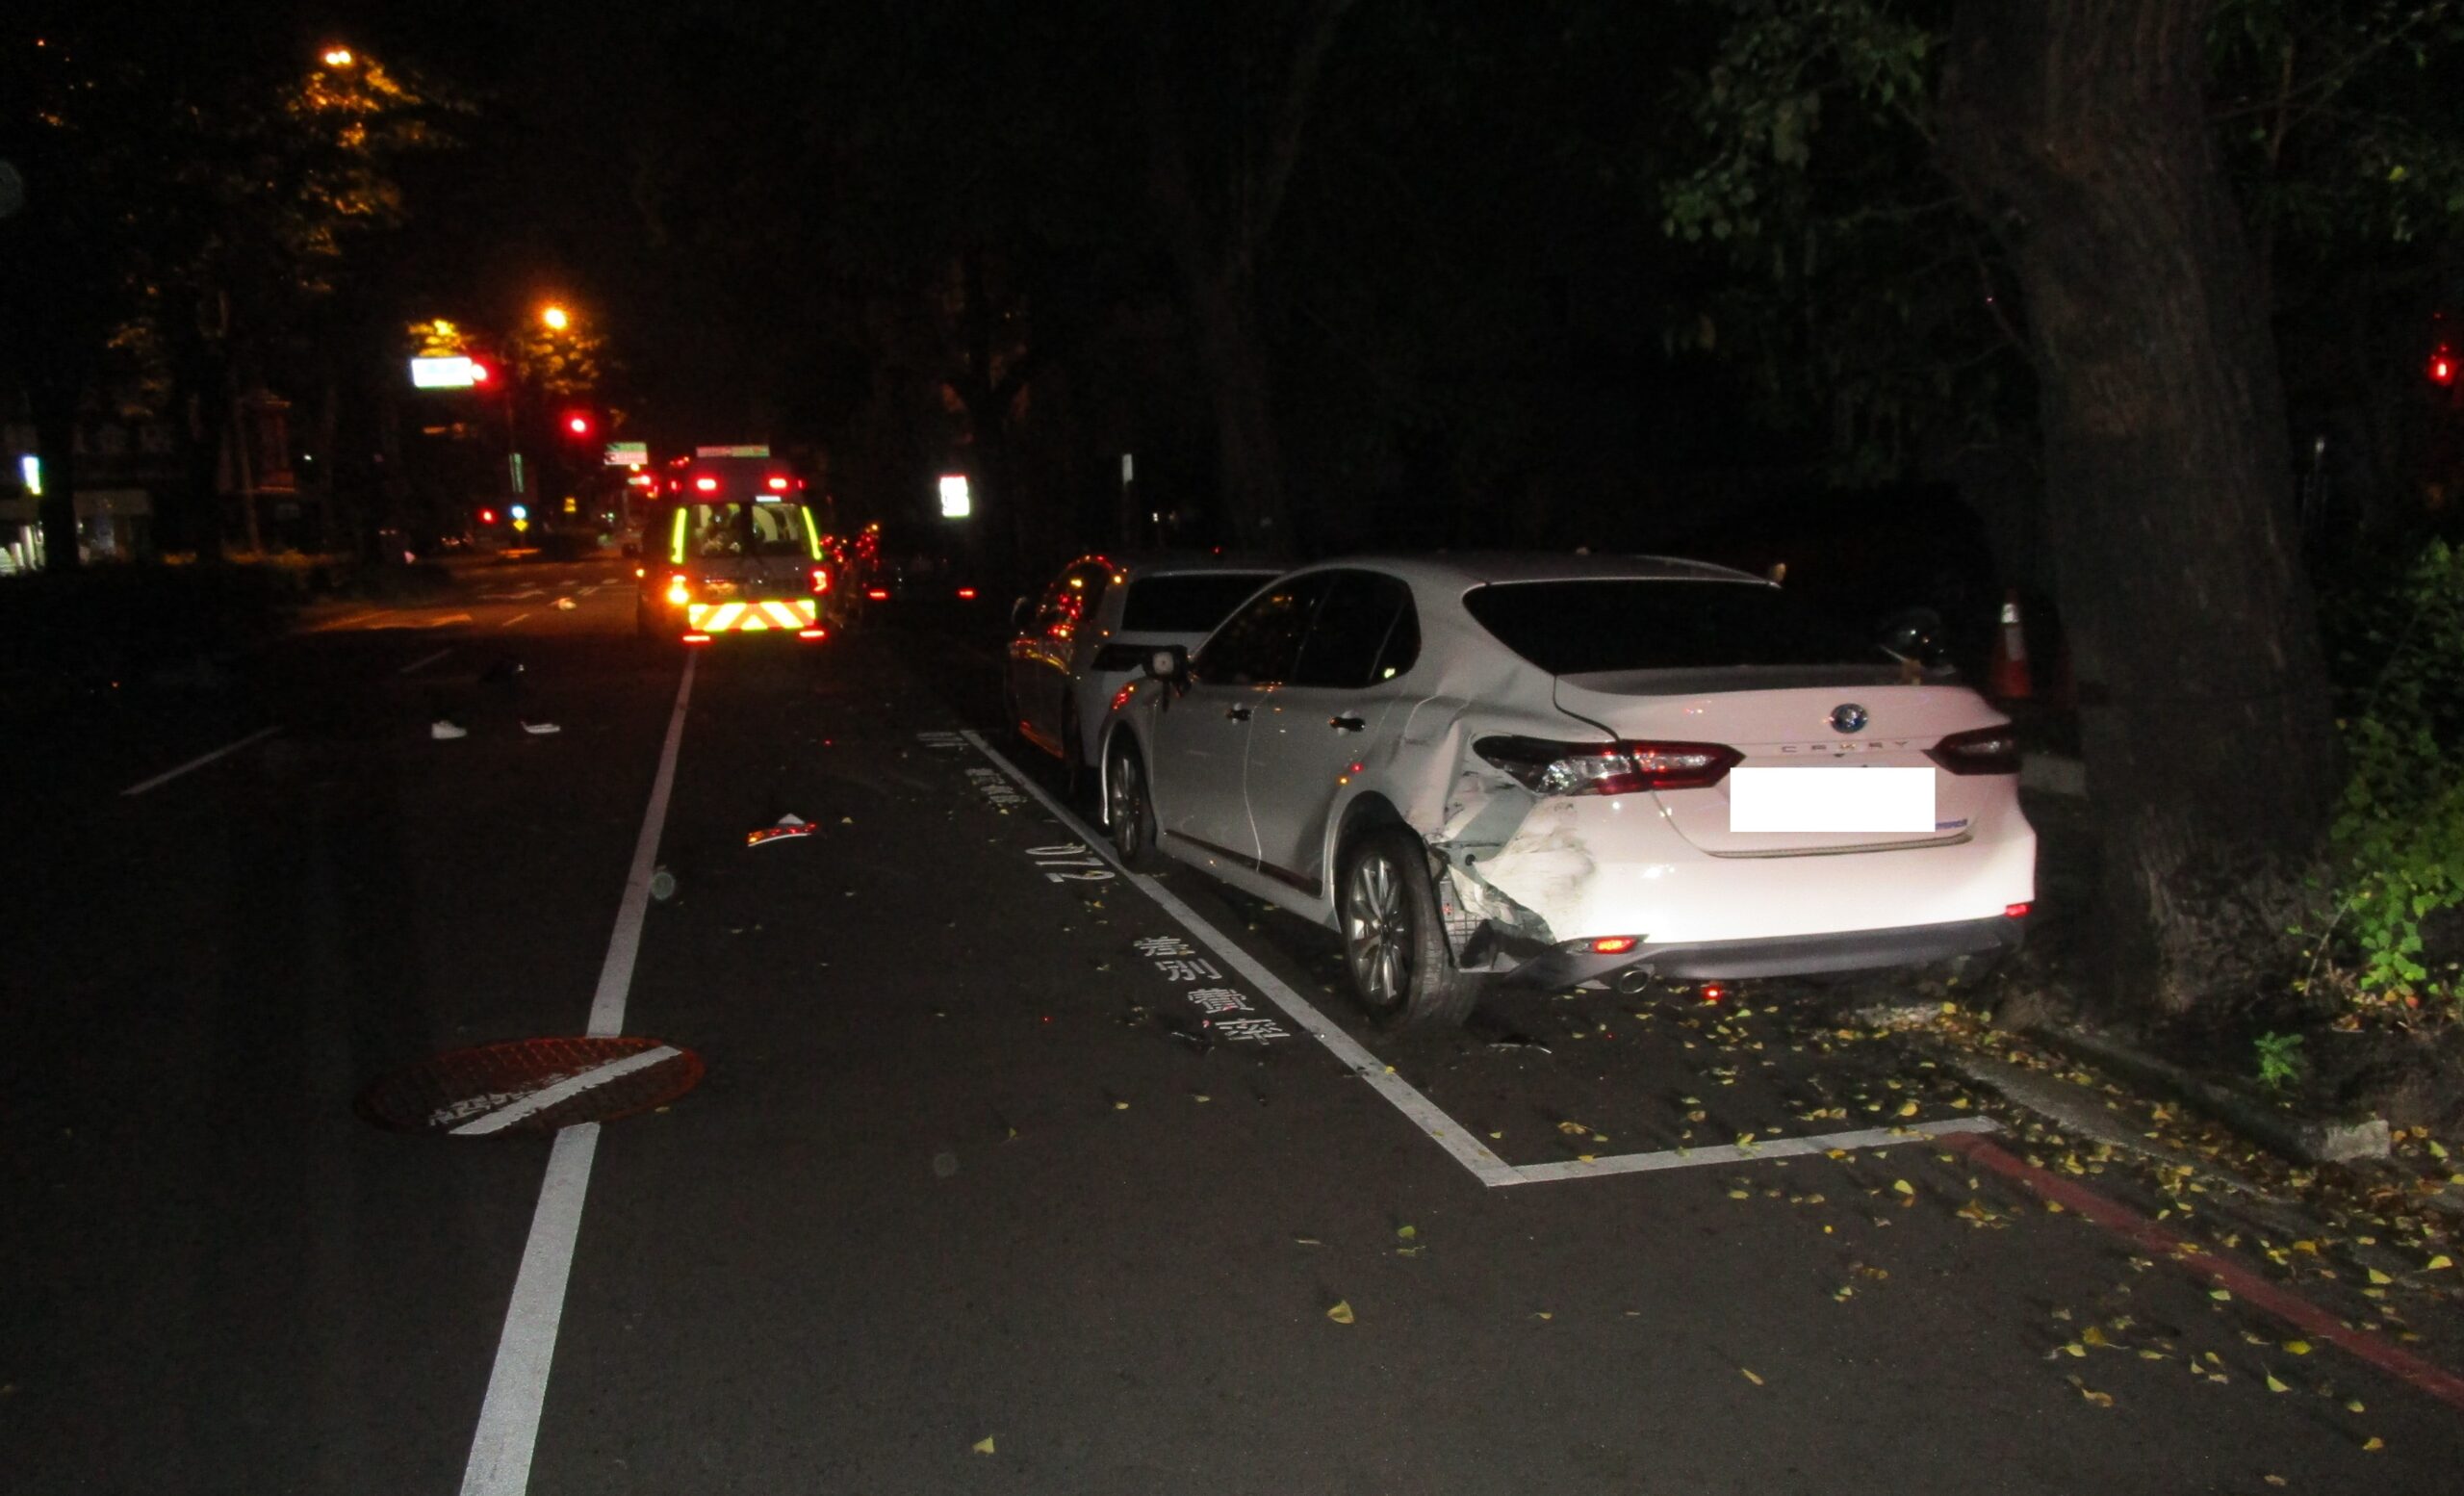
[[1185, 263, 1293, 555], [1938, 0, 2339, 1014]]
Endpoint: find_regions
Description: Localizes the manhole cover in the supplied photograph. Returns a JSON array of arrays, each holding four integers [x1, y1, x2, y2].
[[356, 1036, 704, 1136]]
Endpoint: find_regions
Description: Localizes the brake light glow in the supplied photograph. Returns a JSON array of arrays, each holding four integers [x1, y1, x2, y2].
[[2004, 902, 2031, 918], [1700, 982, 1728, 1003], [1927, 725, 2022, 775], [808, 566, 832, 594], [768, 476, 789, 491], [956, 587, 976, 599], [797, 628, 826, 640], [1590, 936, 1639, 955], [694, 476, 718, 492], [866, 588, 889, 601], [682, 633, 712, 645], [1474, 735, 1741, 795], [665, 574, 691, 606]]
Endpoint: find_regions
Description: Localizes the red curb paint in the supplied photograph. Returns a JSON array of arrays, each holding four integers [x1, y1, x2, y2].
[[1939, 1131, 2464, 1416]]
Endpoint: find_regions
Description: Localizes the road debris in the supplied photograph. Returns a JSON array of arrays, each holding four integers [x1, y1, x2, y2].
[[430, 719, 468, 740]]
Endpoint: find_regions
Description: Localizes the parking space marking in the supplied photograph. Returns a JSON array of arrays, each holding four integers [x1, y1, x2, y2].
[[457, 655, 696, 1496], [960, 732, 1994, 1189], [119, 726, 282, 797], [1509, 1118, 1996, 1185], [398, 647, 455, 676]]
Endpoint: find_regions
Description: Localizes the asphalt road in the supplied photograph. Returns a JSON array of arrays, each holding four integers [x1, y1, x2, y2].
[[5, 557, 2460, 1494]]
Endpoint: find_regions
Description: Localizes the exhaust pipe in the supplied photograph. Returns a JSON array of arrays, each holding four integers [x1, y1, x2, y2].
[[1613, 967, 1655, 997]]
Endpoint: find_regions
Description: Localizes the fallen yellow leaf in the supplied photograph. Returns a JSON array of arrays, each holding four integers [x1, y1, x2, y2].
[[972, 1436, 996, 1455], [1897, 1100, 1919, 1118], [2283, 1339, 2312, 1355], [1739, 1367, 1763, 1386], [2368, 1268, 2393, 1285], [2266, 1373, 2290, 1393], [2427, 1254, 2453, 1272], [1891, 1179, 1914, 1197], [1326, 1301, 1355, 1325], [2080, 1326, 2109, 1348], [2363, 1436, 2385, 1453]]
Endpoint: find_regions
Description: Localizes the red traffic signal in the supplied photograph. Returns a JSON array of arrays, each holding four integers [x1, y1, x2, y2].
[[563, 411, 594, 437], [478, 507, 498, 525], [2432, 346, 2456, 388]]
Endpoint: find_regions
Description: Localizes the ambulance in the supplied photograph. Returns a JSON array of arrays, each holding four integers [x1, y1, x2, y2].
[[633, 446, 832, 646]]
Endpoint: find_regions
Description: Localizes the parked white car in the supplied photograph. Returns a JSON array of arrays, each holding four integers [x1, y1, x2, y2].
[[1098, 555, 2036, 1028], [1004, 553, 1281, 797]]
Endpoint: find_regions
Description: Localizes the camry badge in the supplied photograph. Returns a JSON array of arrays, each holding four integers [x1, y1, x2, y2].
[[1829, 703, 1869, 735]]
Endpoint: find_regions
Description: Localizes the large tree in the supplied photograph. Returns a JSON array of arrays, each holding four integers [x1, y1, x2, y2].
[[1661, 0, 2441, 1013]]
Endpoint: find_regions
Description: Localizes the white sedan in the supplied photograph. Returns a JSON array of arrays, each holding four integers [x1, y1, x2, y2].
[[1098, 555, 2036, 1028]]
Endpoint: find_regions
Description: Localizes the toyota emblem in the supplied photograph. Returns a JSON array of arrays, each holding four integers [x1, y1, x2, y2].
[[1829, 703, 1869, 735]]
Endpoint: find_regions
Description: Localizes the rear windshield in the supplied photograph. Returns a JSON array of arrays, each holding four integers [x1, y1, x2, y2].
[[1119, 572, 1278, 632], [1463, 579, 1885, 675], [668, 501, 817, 561]]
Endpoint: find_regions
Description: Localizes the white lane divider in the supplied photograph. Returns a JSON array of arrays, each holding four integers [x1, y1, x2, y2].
[[958, 732, 1995, 1188], [120, 726, 282, 797], [458, 652, 696, 1496]]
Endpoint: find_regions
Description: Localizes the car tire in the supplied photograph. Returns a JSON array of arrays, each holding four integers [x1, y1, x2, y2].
[[1339, 825, 1480, 1030], [1106, 738, 1156, 869]]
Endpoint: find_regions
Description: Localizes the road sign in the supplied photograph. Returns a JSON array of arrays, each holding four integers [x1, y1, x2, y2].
[[695, 444, 770, 458], [410, 355, 483, 389], [603, 441, 649, 465]]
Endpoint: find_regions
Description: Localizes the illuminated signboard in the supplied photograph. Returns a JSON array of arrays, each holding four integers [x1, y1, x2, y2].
[[409, 355, 483, 389], [603, 441, 650, 466], [938, 474, 971, 519]]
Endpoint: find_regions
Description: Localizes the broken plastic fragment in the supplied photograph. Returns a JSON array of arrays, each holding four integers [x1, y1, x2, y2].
[[430, 719, 468, 740]]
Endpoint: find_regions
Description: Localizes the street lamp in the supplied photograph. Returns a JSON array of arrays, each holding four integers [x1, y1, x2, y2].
[[541, 304, 571, 332], [321, 47, 355, 67]]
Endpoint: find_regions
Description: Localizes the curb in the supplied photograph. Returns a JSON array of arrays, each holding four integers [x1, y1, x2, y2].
[[2028, 1022, 2390, 1165]]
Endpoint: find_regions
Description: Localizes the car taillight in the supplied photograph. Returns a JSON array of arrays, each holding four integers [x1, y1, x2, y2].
[[956, 587, 976, 599], [694, 477, 718, 492], [865, 587, 889, 601], [1091, 643, 1147, 672], [808, 566, 832, 594], [1927, 724, 2021, 775], [768, 476, 789, 491], [1590, 936, 1639, 954], [665, 574, 692, 606], [1474, 735, 1741, 795]]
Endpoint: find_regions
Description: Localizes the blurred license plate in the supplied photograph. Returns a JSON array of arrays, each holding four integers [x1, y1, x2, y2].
[[1729, 767, 1936, 834]]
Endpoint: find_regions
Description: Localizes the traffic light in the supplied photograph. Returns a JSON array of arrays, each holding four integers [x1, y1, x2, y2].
[[2432, 346, 2456, 388], [562, 410, 594, 438]]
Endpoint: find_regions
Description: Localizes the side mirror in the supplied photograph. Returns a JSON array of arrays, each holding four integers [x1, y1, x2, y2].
[[1143, 645, 1187, 682]]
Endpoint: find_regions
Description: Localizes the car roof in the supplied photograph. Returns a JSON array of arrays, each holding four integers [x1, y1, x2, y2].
[[1065, 551, 1283, 579], [1287, 552, 1768, 587]]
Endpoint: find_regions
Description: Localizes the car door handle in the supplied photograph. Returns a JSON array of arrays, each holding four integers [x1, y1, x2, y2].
[[1328, 714, 1366, 733], [1226, 706, 1252, 722]]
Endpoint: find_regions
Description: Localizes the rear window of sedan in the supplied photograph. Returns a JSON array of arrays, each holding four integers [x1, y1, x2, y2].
[[1118, 572, 1278, 632], [1463, 579, 1885, 675]]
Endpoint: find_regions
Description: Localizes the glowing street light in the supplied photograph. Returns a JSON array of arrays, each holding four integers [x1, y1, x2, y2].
[[321, 47, 355, 67], [540, 304, 571, 332]]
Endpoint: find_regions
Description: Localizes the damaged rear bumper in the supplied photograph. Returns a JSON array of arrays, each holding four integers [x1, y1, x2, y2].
[[1510, 913, 2025, 988]]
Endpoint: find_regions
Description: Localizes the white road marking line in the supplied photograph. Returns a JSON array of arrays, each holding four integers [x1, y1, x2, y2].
[[455, 654, 694, 1496], [500, 612, 532, 629], [449, 1046, 683, 1136], [120, 726, 282, 797], [960, 732, 1516, 1186], [398, 647, 454, 676], [1502, 1118, 1999, 1186], [455, 1123, 600, 1496], [588, 654, 696, 1038], [961, 732, 1995, 1189]]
